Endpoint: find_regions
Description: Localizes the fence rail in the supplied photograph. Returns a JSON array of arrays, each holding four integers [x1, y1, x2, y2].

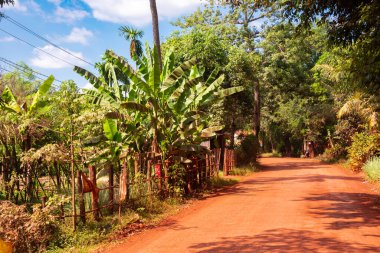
[[56, 148, 236, 224]]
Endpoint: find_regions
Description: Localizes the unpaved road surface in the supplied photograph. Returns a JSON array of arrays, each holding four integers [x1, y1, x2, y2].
[[107, 158, 380, 253]]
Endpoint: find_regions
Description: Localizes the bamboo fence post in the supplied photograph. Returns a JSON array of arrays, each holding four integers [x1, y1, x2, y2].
[[108, 163, 114, 215], [125, 159, 130, 203], [223, 149, 227, 176], [77, 171, 86, 224], [89, 165, 100, 221], [147, 159, 152, 194], [205, 154, 210, 180]]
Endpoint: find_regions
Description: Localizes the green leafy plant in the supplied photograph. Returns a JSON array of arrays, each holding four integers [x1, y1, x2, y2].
[[348, 133, 380, 170], [363, 157, 380, 182]]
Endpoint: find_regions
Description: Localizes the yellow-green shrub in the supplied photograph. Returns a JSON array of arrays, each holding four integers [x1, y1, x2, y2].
[[348, 133, 380, 170]]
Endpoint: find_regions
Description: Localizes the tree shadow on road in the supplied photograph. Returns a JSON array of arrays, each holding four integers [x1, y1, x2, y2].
[[188, 228, 379, 252], [242, 174, 361, 186], [260, 161, 324, 172], [302, 192, 380, 230]]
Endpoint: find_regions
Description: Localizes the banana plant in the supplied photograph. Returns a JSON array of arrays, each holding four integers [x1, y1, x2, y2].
[[0, 75, 54, 202], [74, 46, 244, 165], [0, 75, 55, 151]]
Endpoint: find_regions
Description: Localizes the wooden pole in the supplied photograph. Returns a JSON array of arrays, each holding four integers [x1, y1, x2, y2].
[[89, 165, 99, 221], [147, 159, 152, 194], [77, 171, 86, 224], [108, 163, 114, 215], [223, 150, 227, 176], [70, 121, 76, 231], [125, 159, 129, 203], [41, 196, 46, 208]]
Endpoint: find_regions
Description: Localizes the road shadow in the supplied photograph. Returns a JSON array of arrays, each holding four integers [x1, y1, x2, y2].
[[259, 159, 323, 172], [241, 174, 361, 186], [301, 192, 380, 230], [188, 228, 379, 252], [199, 184, 253, 200]]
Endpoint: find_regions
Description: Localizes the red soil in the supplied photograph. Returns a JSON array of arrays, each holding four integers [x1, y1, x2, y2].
[[105, 158, 380, 253]]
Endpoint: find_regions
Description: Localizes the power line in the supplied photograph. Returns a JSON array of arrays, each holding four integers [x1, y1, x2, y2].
[[0, 57, 62, 83], [0, 13, 94, 66], [0, 64, 44, 82], [0, 27, 82, 68], [0, 63, 60, 89]]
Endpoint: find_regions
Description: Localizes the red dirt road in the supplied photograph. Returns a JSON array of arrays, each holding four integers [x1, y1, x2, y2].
[[106, 158, 380, 253]]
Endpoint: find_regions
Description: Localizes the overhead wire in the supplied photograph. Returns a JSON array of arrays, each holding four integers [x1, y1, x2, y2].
[[0, 27, 83, 69], [0, 63, 61, 89], [0, 57, 62, 83], [0, 12, 94, 66]]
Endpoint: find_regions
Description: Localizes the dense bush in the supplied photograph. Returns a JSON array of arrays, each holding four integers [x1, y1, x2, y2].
[[363, 157, 380, 182], [322, 143, 347, 162], [335, 115, 366, 147], [0, 201, 57, 253], [236, 134, 258, 166], [348, 133, 380, 170]]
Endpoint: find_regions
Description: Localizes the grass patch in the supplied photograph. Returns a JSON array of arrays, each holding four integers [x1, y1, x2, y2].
[[319, 155, 347, 165], [206, 174, 239, 189], [46, 196, 183, 253], [260, 152, 282, 158], [229, 164, 260, 176], [363, 157, 380, 183]]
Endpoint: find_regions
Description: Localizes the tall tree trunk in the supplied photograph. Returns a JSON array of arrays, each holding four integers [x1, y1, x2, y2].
[[253, 80, 261, 158], [70, 119, 76, 231], [253, 80, 260, 137], [149, 0, 162, 70]]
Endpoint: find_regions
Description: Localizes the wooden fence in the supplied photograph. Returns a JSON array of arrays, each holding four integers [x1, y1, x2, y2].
[[56, 148, 236, 224]]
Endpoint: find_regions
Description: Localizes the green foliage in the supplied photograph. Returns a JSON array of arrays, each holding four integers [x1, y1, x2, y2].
[[168, 163, 187, 197], [321, 144, 346, 163], [348, 133, 380, 170], [75, 46, 244, 164], [236, 135, 257, 166], [363, 157, 380, 183]]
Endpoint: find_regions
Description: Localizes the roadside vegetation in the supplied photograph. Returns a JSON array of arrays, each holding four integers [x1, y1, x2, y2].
[[1, 0, 379, 252]]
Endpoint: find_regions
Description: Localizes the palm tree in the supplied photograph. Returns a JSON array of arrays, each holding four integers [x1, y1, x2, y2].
[[0, 0, 14, 8], [119, 25, 144, 59], [149, 0, 162, 70], [338, 95, 378, 132]]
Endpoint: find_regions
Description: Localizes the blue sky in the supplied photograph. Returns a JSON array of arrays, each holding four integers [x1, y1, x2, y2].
[[0, 0, 203, 88]]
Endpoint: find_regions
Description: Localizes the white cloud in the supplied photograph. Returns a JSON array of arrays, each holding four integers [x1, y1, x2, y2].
[[3, 0, 27, 12], [54, 6, 89, 23], [0, 36, 15, 42], [82, 82, 94, 90], [62, 27, 94, 45], [30, 45, 86, 69], [28, 0, 42, 12], [81, 0, 202, 26]]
